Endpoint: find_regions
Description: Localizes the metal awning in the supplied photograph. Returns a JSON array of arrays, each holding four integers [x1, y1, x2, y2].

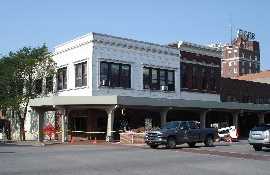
[[29, 96, 270, 112]]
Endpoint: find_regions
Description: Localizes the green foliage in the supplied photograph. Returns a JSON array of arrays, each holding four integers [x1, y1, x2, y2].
[[0, 55, 23, 110], [0, 44, 56, 140]]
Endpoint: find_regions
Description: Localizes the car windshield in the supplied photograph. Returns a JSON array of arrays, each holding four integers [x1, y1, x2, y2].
[[161, 122, 179, 129], [251, 124, 270, 131]]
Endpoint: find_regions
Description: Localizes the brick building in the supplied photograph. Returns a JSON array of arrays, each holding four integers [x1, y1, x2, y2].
[[234, 70, 270, 84], [178, 42, 221, 94], [222, 32, 260, 78], [221, 78, 270, 104]]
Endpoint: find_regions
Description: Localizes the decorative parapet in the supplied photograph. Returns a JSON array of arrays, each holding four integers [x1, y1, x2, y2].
[[53, 32, 179, 57], [178, 41, 222, 58], [53, 33, 93, 56], [92, 32, 179, 57]]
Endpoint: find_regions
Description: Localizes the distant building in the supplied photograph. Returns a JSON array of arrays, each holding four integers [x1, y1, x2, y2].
[[221, 30, 260, 78], [234, 70, 270, 84]]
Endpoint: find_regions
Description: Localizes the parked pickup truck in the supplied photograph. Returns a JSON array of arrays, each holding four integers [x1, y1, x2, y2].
[[145, 121, 218, 149], [248, 124, 270, 151]]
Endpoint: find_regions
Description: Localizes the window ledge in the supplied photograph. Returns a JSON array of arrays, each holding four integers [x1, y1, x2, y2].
[[74, 86, 88, 90], [98, 86, 134, 90], [56, 89, 68, 93], [142, 89, 176, 93], [56, 86, 89, 93], [181, 88, 219, 94]]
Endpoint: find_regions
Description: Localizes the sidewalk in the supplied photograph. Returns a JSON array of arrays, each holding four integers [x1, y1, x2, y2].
[[0, 140, 62, 147]]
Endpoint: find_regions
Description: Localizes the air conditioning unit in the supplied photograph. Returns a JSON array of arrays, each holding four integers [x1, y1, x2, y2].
[[101, 79, 107, 86], [161, 85, 168, 91]]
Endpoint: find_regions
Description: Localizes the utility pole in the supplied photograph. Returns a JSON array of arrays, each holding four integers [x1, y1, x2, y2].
[[229, 15, 233, 45]]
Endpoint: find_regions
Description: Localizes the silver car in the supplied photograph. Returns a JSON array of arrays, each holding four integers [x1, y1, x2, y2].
[[248, 124, 270, 151]]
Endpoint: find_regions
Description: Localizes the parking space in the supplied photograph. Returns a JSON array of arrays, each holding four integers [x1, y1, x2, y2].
[[210, 141, 270, 155], [141, 140, 270, 161], [1, 141, 270, 175]]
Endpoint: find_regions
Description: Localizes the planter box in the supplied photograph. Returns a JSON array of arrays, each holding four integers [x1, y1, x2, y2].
[[120, 132, 145, 144]]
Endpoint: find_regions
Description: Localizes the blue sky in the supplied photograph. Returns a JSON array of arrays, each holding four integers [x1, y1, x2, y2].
[[0, 0, 269, 69]]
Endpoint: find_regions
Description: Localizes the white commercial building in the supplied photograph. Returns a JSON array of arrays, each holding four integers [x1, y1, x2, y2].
[[21, 33, 269, 142]]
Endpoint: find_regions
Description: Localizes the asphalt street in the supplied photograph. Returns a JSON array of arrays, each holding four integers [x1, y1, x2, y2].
[[0, 142, 270, 175]]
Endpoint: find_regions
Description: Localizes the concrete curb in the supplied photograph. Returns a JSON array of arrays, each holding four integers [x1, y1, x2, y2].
[[0, 141, 63, 147]]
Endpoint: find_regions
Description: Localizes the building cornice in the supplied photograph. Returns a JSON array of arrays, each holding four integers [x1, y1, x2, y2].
[[53, 40, 92, 56], [53, 32, 180, 57], [178, 41, 222, 58], [92, 32, 179, 57], [181, 59, 220, 68]]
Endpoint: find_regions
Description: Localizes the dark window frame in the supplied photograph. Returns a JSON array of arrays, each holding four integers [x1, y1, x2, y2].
[[143, 67, 175, 91], [191, 66, 197, 89], [57, 67, 67, 91], [75, 62, 87, 87], [181, 63, 187, 88], [100, 61, 131, 88]]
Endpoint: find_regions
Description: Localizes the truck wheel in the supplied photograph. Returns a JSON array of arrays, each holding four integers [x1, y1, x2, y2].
[[204, 135, 214, 147], [166, 137, 176, 149], [188, 142, 196, 147], [149, 145, 159, 149], [253, 145, 262, 151]]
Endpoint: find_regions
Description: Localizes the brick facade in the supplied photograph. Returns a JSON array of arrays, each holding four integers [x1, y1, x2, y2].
[[170, 42, 222, 95], [180, 50, 221, 94], [222, 36, 260, 78], [221, 78, 270, 104]]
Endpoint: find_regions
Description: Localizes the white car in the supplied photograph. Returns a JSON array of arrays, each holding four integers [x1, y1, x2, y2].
[[0, 129, 3, 141], [248, 124, 270, 151], [218, 126, 238, 141]]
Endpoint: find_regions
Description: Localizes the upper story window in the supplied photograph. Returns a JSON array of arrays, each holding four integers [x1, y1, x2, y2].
[[75, 62, 87, 87], [143, 67, 175, 91], [234, 52, 238, 57], [167, 71, 175, 91], [151, 68, 159, 90], [234, 67, 238, 74], [192, 66, 197, 89], [57, 67, 67, 91], [209, 68, 216, 91], [201, 67, 207, 90], [180, 64, 187, 88], [100, 61, 131, 88]]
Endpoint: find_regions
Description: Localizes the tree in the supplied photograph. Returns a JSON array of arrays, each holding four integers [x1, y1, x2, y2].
[[0, 55, 23, 118], [0, 45, 56, 140]]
